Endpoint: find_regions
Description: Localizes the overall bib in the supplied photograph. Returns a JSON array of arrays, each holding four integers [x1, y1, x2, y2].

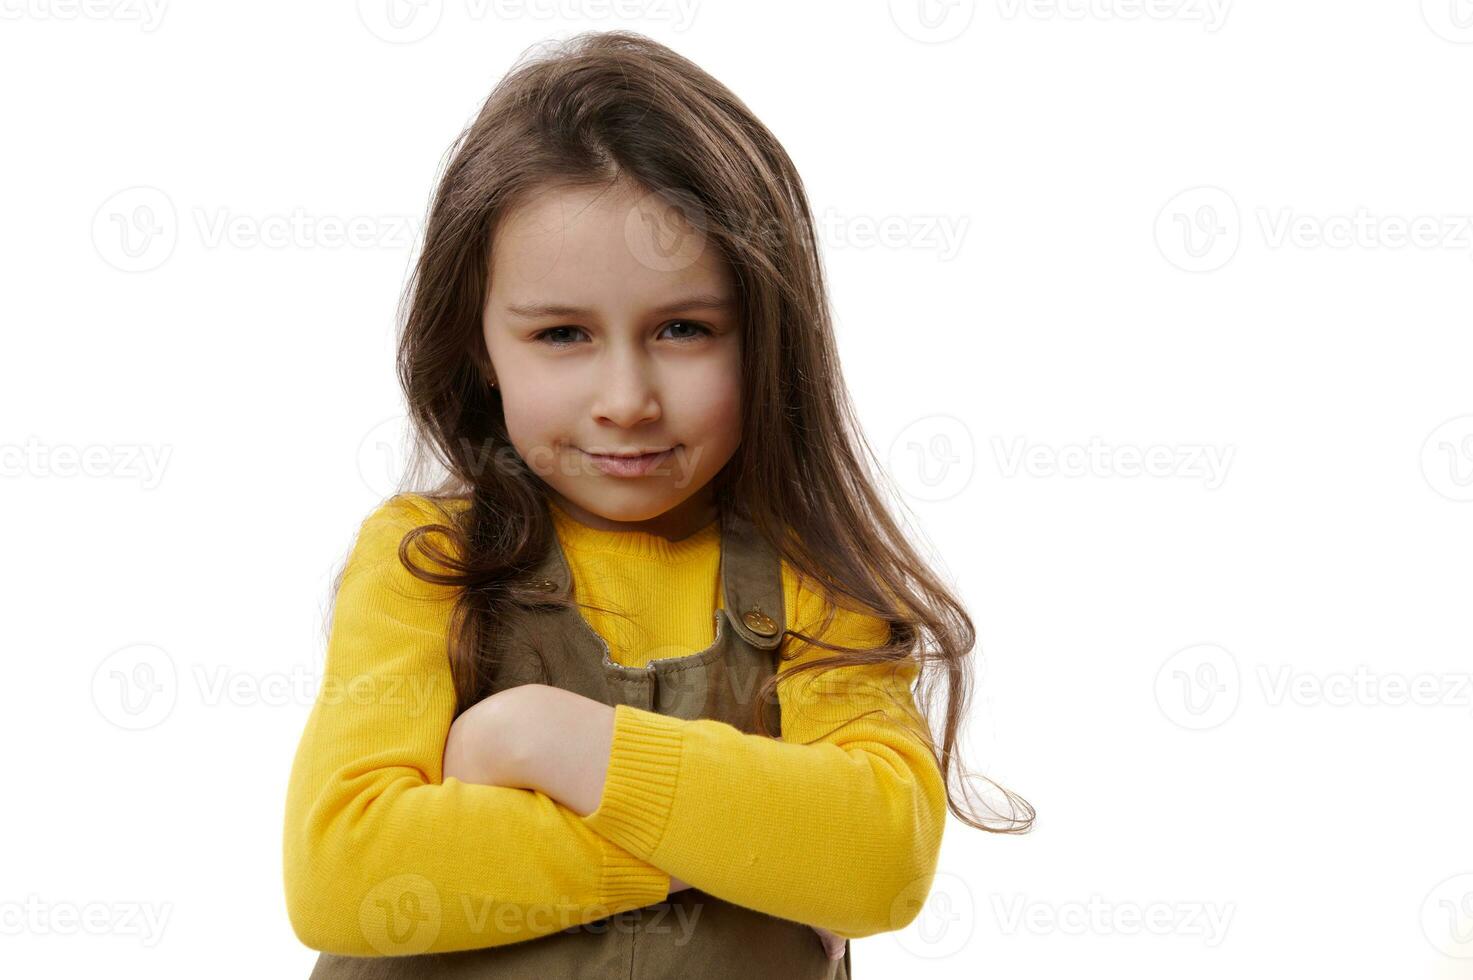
[[309, 504, 853, 979]]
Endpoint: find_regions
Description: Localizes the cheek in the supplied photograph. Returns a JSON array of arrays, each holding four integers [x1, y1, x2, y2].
[[495, 361, 566, 454], [675, 359, 742, 446], [501, 392, 559, 452]]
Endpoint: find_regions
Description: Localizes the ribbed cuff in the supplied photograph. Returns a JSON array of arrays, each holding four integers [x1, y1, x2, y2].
[[581, 703, 684, 861], [595, 837, 671, 911]]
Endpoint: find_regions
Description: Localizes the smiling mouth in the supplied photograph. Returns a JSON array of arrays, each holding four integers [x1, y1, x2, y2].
[[582, 448, 675, 459], [578, 446, 679, 478]]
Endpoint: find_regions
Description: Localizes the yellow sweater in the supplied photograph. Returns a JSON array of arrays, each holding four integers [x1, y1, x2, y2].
[[283, 493, 946, 956]]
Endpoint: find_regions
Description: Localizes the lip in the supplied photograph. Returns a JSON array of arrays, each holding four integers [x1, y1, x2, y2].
[[580, 447, 678, 478]]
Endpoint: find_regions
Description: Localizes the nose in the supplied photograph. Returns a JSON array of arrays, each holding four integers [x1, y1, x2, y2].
[[590, 353, 662, 431]]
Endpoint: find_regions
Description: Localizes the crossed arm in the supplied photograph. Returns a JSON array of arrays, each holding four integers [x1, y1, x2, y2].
[[284, 497, 945, 956], [440, 683, 847, 959]]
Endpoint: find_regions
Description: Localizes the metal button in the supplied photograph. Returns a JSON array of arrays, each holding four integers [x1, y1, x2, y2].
[[742, 607, 778, 637]]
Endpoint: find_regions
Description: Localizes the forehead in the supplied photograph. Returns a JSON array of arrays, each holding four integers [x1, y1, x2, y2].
[[488, 181, 733, 312]]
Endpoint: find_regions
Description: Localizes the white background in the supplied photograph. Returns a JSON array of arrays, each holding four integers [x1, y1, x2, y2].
[[3, 1, 1471, 976]]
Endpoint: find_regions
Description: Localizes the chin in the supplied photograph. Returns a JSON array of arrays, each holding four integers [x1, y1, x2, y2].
[[581, 496, 677, 523]]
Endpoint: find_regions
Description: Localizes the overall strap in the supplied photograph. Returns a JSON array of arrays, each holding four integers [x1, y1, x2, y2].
[[719, 507, 787, 650], [527, 519, 572, 599]]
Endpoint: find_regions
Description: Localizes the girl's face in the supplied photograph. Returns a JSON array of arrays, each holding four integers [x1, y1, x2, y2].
[[482, 180, 744, 539]]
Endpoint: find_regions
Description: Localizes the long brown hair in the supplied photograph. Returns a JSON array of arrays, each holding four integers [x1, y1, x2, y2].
[[355, 30, 1031, 835]]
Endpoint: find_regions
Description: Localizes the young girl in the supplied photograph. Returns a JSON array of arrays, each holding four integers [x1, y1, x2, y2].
[[283, 30, 1032, 978]]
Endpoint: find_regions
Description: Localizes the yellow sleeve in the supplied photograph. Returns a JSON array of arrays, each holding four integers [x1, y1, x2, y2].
[[579, 568, 947, 939], [282, 495, 670, 956]]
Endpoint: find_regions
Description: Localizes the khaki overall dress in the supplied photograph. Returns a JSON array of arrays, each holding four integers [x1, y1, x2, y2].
[[309, 503, 853, 979]]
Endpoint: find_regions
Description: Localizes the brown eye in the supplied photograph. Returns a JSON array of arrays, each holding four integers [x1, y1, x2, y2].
[[534, 326, 587, 347], [661, 320, 713, 342]]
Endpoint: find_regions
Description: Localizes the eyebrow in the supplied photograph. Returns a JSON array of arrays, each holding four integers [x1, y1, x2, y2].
[[503, 293, 738, 320]]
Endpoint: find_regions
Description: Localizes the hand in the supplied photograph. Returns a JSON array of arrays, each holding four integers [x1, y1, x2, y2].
[[442, 684, 617, 820], [667, 874, 694, 895], [506, 685, 616, 816], [811, 925, 847, 961], [442, 686, 540, 786]]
